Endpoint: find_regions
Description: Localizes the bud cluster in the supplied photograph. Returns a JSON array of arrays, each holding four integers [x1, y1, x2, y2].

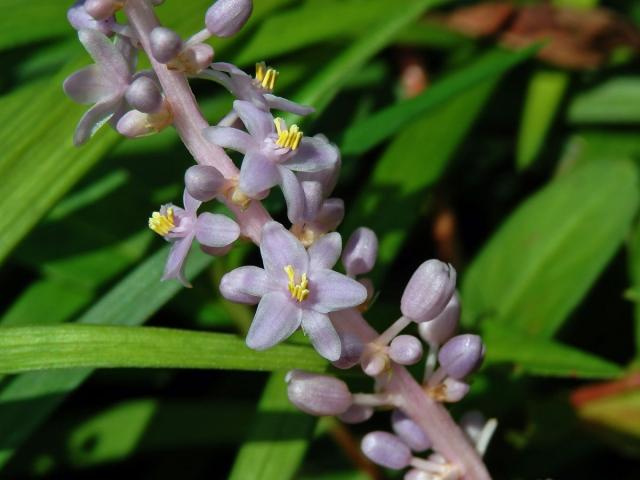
[[63, 1, 494, 477]]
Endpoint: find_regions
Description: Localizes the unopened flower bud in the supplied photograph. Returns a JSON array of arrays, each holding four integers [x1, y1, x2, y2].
[[150, 27, 183, 63], [405, 469, 431, 480], [342, 227, 378, 276], [187, 43, 214, 71], [438, 334, 484, 380], [361, 431, 412, 470], [286, 370, 352, 416], [389, 335, 423, 366], [85, 0, 119, 20], [401, 260, 456, 323], [125, 76, 163, 113], [205, 0, 253, 37], [116, 105, 172, 138], [391, 409, 431, 452], [185, 165, 227, 202], [67, 1, 115, 34], [442, 377, 470, 402], [418, 291, 460, 347], [339, 404, 373, 424], [361, 351, 387, 377], [332, 331, 364, 369]]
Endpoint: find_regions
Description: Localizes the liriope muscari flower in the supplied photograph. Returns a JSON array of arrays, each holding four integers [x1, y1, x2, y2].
[[204, 100, 338, 222], [219, 221, 367, 360], [68, 0, 116, 35], [201, 62, 314, 120], [63, 29, 136, 145], [149, 190, 240, 287]]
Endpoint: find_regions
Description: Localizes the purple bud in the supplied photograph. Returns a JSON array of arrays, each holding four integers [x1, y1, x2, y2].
[[441, 377, 470, 402], [125, 76, 163, 113], [185, 165, 227, 202], [286, 370, 352, 416], [361, 431, 412, 470], [205, 0, 253, 37], [391, 409, 431, 452], [401, 260, 456, 323], [149, 27, 183, 63], [361, 352, 387, 377], [84, 0, 118, 20], [332, 331, 364, 370], [187, 43, 214, 72], [405, 469, 431, 480], [342, 227, 378, 277], [417, 292, 460, 347], [438, 334, 485, 380], [389, 335, 423, 366], [339, 404, 373, 424], [67, 1, 115, 34]]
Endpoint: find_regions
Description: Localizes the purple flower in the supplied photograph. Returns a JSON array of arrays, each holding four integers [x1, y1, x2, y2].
[[201, 62, 313, 117], [219, 221, 367, 360], [204, 100, 338, 222], [63, 29, 136, 145], [67, 0, 116, 35], [149, 190, 240, 287]]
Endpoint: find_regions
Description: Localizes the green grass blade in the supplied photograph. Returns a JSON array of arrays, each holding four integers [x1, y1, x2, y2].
[[568, 77, 640, 125]]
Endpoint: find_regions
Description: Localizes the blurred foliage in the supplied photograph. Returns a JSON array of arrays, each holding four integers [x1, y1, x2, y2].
[[1, 0, 640, 478]]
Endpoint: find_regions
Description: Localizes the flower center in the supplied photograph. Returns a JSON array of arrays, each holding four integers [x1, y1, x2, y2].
[[274, 118, 303, 150], [284, 265, 309, 302], [148, 208, 175, 236], [255, 62, 278, 91]]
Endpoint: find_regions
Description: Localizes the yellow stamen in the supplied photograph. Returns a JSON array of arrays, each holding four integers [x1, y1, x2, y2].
[[284, 264, 309, 302], [148, 208, 175, 236], [274, 118, 303, 150], [255, 62, 279, 91]]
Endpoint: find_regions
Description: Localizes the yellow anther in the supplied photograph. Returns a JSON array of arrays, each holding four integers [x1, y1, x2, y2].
[[148, 208, 175, 236], [274, 118, 303, 150], [255, 62, 279, 91], [284, 264, 310, 302]]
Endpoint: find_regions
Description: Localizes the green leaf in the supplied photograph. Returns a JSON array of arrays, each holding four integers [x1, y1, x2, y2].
[[568, 77, 640, 124], [517, 70, 569, 170], [462, 159, 639, 337], [340, 46, 537, 155], [0, 324, 325, 375], [229, 371, 316, 480], [628, 224, 640, 355], [0, 0, 71, 51], [483, 325, 623, 379], [343, 79, 497, 279]]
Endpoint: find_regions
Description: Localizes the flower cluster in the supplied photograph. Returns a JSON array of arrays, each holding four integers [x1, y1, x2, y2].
[[64, 0, 493, 477]]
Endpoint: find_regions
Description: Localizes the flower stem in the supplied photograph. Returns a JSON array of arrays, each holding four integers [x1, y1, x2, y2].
[[375, 316, 411, 346]]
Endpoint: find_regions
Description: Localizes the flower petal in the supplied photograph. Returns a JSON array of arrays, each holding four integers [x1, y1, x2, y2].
[[302, 309, 341, 361], [309, 269, 367, 314], [203, 126, 255, 153], [264, 94, 314, 116], [301, 180, 323, 221], [279, 167, 306, 224], [308, 232, 342, 271], [220, 265, 271, 304], [195, 213, 240, 247], [259, 221, 308, 279], [239, 151, 280, 196], [246, 291, 302, 350], [64, 65, 116, 104], [161, 234, 195, 287], [283, 136, 338, 172], [78, 29, 129, 82], [183, 190, 202, 215], [73, 97, 120, 146], [233, 99, 274, 139]]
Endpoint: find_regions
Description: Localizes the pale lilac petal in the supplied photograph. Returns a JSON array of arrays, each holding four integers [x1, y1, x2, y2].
[[260, 221, 308, 278], [203, 126, 255, 153], [309, 269, 367, 314], [246, 291, 302, 350], [220, 265, 271, 303], [64, 65, 115, 104], [114, 34, 136, 75], [278, 167, 306, 224], [233, 100, 274, 139], [308, 198, 344, 233], [73, 97, 119, 146], [78, 29, 129, 82], [301, 180, 323, 221], [161, 234, 195, 287], [207, 63, 267, 107], [264, 94, 314, 116], [301, 309, 341, 361], [183, 190, 201, 214], [308, 232, 341, 271], [284, 136, 338, 172], [239, 151, 280, 196], [195, 213, 240, 247]]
